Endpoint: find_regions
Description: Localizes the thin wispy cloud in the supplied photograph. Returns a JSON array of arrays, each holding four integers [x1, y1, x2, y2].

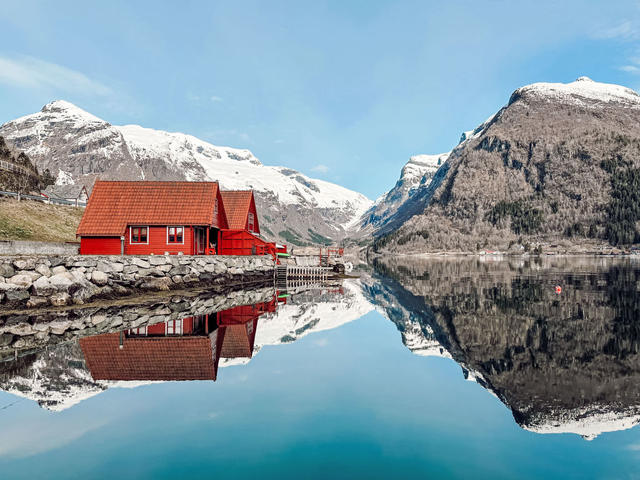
[[620, 64, 640, 73], [311, 164, 329, 173], [0, 55, 112, 96], [594, 21, 640, 40], [210, 95, 223, 103], [594, 19, 640, 78]]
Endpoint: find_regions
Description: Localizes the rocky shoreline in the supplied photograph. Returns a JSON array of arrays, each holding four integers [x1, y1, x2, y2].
[[0, 254, 275, 309]]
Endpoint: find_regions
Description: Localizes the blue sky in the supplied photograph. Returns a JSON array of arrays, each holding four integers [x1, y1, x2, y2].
[[1, 0, 640, 199]]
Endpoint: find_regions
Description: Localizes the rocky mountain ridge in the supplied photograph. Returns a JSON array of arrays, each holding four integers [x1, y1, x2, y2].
[[372, 77, 640, 253], [358, 152, 449, 236], [0, 101, 372, 245]]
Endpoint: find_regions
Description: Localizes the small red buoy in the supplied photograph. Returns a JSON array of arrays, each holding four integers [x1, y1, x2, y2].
[[555, 285, 562, 294]]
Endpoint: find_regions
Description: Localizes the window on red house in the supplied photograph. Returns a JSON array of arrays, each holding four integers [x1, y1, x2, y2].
[[215, 198, 218, 215], [131, 226, 148, 243], [168, 226, 184, 243], [167, 319, 183, 335], [248, 212, 255, 232]]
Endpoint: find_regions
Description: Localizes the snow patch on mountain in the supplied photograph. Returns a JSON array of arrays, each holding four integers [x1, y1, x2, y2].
[[510, 76, 640, 108], [523, 407, 640, 441], [359, 152, 449, 232], [55, 169, 75, 185]]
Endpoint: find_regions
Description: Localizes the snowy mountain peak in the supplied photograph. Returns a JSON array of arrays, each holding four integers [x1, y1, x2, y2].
[[511, 77, 640, 108], [41, 100, 106, 124], [118, 124, 263, 167], [0, 101, 372, 244], [401, 153, 448, 181]]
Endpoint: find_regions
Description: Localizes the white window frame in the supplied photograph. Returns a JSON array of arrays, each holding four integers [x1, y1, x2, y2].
[[166, 226, 185, 245], [248, 212, 255, 232], [166, 319, 183, 335], [130, 226, 150, 245], [214, 198, 218, 215]]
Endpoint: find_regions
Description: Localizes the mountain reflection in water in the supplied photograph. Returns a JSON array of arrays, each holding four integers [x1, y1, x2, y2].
[[365, 256, 640, 440], [0, 282, 371, 410], [1, 257, 640, 449]]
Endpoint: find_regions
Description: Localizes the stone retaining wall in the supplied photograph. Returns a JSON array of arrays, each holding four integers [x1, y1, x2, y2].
[[0, 240, 80, 256], [0, 254, 275, 310]]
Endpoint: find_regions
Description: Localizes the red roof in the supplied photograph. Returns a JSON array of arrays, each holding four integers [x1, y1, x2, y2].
[[80, 333, 216, 381], [77, 181, 220, 236], [218, 322, 256, 358], [220, 190, 254, 230]]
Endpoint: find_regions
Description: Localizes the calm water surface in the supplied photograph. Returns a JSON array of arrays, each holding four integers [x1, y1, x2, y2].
[[1, 257, 639, 479]]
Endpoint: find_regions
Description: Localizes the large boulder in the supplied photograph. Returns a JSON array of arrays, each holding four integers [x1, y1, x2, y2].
[[0, 263, 16, 278], [149, 256, 168, 266], [35, 263, 52, 277], [49, 273, 74, 292], [130, 257, 151, 268], [12, 258, 36, 270], [91, 270, 109, 286], [31, 276, 54, 296], [8, 274, 35, 289], [51, 265, 68, 275], [0, 283, 29, 302]]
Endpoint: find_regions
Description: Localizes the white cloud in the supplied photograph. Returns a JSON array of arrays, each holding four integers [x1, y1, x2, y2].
[[210, 95, 223, 103], [620, 65, 640, 73], [627, 443, 640, 451], [0, 55, 112, 96], [594, 21, 640, 40], [311, 164, 329, 173]]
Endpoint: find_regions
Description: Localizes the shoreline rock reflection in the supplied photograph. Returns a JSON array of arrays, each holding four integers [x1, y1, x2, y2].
[[0, 280, 373, 410]]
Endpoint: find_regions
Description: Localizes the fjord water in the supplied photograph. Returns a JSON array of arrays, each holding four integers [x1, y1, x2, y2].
[[1, 258, 639, 479]]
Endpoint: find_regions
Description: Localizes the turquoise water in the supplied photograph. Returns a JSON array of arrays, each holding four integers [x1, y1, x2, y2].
[[1, 258, 639, 479]]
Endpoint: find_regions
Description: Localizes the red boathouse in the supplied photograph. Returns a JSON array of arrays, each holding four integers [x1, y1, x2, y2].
[[76, 181, 280, 257]]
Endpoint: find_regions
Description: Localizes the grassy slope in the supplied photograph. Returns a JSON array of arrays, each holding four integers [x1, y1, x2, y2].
[[0, 198, 83, 243]]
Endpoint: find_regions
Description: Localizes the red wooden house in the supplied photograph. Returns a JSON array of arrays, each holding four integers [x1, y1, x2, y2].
[[77, 181, 228, 255], [77, 181, 281, 257]]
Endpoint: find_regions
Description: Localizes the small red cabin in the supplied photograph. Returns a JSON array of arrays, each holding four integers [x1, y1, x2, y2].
[[77, 181, 228, 255], [77, 181, 282, 257], [220, 190, 260, 234]]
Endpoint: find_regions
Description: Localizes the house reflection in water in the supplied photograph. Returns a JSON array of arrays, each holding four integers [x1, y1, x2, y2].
[[79, 298, 279, 382]]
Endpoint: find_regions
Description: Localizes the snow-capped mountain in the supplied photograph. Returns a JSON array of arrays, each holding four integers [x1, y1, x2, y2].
[[508, 76, 640, 108], [358, 152, 449, 234], [372, 76, 640, 252], [0, 100, 372, 244]]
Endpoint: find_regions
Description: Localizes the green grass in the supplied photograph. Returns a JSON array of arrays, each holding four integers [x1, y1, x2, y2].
[[0, 198, 84, 242]]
